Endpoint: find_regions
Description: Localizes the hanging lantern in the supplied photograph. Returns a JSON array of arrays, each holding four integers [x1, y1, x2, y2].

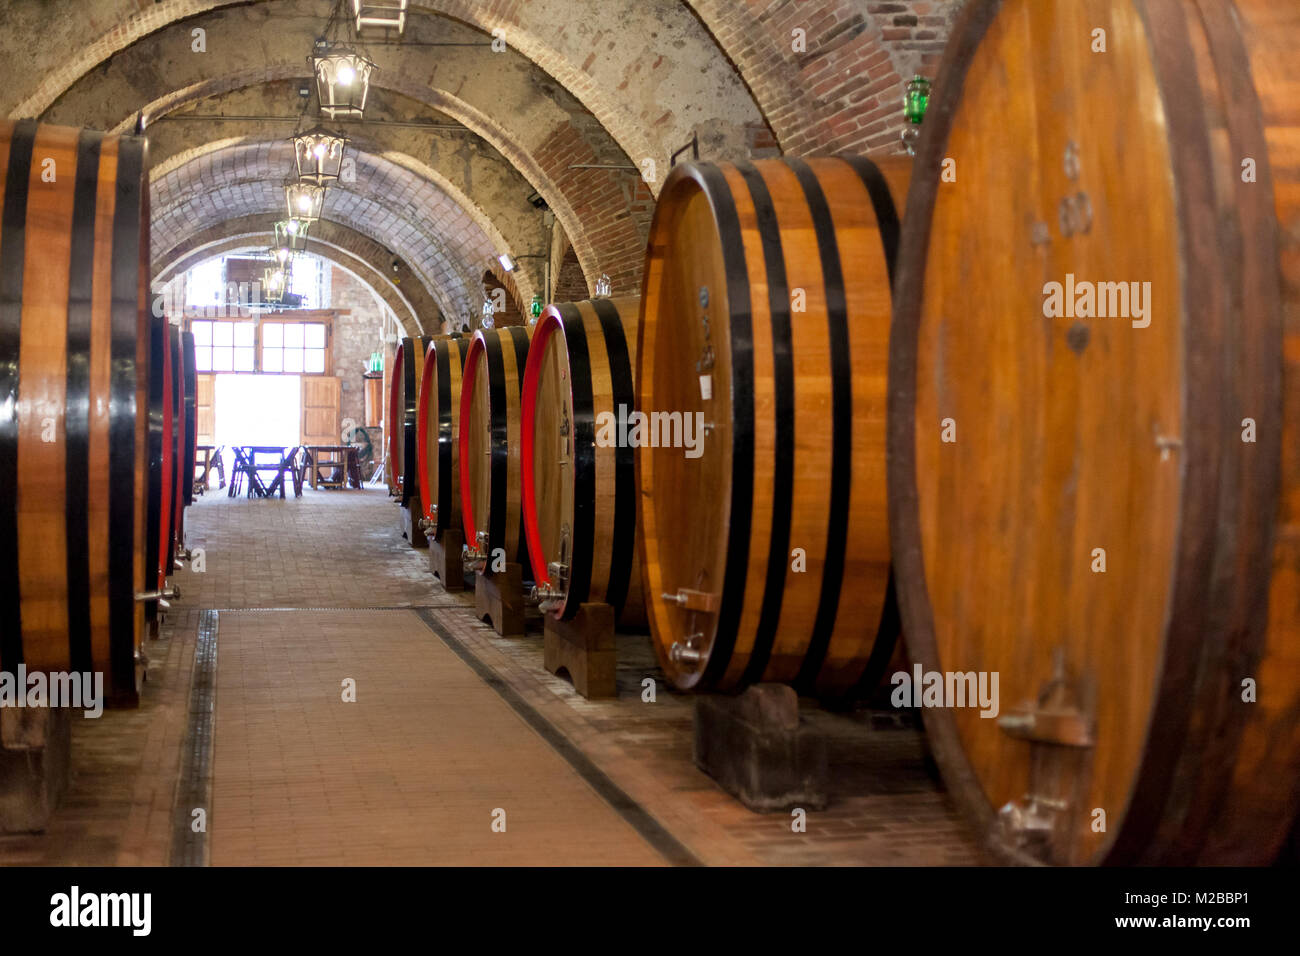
[[312, 46, 376, 119], [275, 218, 310, 253], [594, 273, 612, 298], [292, 126, 349, 185], [268, 245, 294, 269], [284, 181, 326, 222], [900, 75, 931, 156], [264, 262, 293, 304], [352, 0, 408, 34]]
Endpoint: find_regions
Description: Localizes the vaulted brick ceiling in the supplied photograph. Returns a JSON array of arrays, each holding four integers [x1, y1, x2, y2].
[[0, 0, 957, 325]]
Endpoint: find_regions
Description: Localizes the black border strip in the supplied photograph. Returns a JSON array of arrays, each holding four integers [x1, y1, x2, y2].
[[694, 165, 755, 687], [735, 163, 794, 684], [0, 119, 36, 672], [171, 608, 218, 867], [589, 298, 637, 620], [787, 158, 852, 690], [484, 331, 509, 559], [413, 607, 702, 866], [109, 135, 145, 698], [559, 304, 595, 613], [65, 130, 103, 673]]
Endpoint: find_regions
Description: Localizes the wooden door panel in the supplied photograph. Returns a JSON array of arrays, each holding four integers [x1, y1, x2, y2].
[[301, 375, 340, 446], [196, 373, 215, 445]]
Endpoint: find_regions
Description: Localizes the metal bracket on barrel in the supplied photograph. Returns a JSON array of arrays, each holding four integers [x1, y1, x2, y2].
[[463, 530, 490, 574], [530, 560, 569, 612], [995, 649, 1095, 865], [661, 589, 718, 665], [135, 585, 180, 611]]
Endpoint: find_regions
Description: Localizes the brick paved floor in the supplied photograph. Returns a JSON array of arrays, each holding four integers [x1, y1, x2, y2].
[[0, 486, 984, 866]]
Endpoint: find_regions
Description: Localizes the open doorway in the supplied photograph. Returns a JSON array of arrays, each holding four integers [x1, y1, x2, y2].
[[212, 374, 302, 477]]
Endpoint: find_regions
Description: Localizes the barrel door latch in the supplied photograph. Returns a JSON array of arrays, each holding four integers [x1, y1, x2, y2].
[[995, 649, 1096, 865]]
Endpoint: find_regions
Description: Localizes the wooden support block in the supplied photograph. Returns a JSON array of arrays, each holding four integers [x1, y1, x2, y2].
[[428, 527, 467, 592], [543, 602, 617, 699], [475, 563, 525, 636], [0, 706, 71, 833], [694, 684, 828, 812], [399, 499, 430, 549]]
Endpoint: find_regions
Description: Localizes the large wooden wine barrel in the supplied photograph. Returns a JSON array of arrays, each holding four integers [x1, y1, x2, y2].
[[887, 0, 1299, 865], [638, 156, 909, 697], [387, 335, 432, 506], [0, 120, 153, 705], [522, 298, 646, 627], [458, 325, 534, 574], [415, 334, 469, 540]]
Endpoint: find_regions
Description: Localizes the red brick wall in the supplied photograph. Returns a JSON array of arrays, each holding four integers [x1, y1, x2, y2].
[[692, 0, 960, 157], [552, 246, 588, 304], [531, 123, 656, 298]]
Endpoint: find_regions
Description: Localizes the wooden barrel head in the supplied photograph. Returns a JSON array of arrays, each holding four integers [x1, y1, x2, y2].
[[639, 157, 906, 694], [458, 326, 533, 571], [888, 0, 1299, 864], [416, 334, 468, 538], [522, 297, 644, 626]]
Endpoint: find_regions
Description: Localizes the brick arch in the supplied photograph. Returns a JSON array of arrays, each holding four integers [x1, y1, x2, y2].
[[151, 139, 494, 323], [147, 130, 542, 310], [153, 216, 435, 336], [5, 0, 771, 295], [6, 0, 762, 178], [111, 63, 598, 301]]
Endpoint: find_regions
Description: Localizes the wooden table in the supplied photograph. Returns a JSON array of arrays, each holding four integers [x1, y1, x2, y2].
[[304, 445, 362, 490], [195, 444, 224, 493], [231, 446, 301, 499]]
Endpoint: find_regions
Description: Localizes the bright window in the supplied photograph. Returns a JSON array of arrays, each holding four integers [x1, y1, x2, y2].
[[192, 319, 257, 372], [262, 320, 328, 375], [186, 259, 225, 308]]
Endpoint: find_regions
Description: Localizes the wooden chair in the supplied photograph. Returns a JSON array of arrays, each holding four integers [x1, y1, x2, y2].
[[262, 446, 301, 499]]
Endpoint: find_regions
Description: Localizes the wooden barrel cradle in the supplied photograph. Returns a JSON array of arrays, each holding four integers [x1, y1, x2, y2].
[[415, 333, 469, 540], [458, 325, 534, 576], [387, 334, 432, 506], [0, 120, 153, 706], [638, 156, 909, 697], [887, 0, 1300, 865], [521, 297, 646, 627]]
